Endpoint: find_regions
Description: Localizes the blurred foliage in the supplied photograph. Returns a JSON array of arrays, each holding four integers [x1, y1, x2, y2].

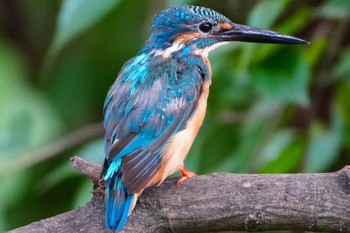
[[0, 0, 350, 232]]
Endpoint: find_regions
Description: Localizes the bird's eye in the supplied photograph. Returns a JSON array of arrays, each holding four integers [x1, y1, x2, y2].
[[199, 22, 213, 33]]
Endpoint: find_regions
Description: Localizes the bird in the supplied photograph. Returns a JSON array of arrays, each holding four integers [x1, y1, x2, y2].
[[101, 5, 307, 231]]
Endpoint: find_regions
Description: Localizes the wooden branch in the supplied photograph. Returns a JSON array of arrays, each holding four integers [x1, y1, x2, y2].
[[8, 156, 350, 233]]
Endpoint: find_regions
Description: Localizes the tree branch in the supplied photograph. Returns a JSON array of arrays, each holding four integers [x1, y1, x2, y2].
[[8, 156, 350, 233]]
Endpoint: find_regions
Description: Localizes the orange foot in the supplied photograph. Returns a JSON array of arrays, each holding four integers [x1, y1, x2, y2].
[[177, 166, 197, 185]]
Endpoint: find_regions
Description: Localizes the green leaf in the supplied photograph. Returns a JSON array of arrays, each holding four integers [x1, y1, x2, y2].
[[38, 139, 104, 192], [335, 85, 350, 152], [334, 47, 350, 82], [251, 47, 310, 106], [184, 108, 243, 174], [72, 180, 93, 208], [304, 107, 344, 172], [215, 121, 267, 173], [169, 0, 194, 6], [316, 0, 350, 19], [238, 0, 290, 80], [77, 139, 105, 164], [210, 97, 287, 173], [260, 137, 305, 173], [258, 130, 305, 173], [0, 172, 30, 231], [48, 0, 120, 61], [0, 39, 62, 175], [248, 0, 290, 28], [259, 129, 295, 164], [252, 8, 311, 63], [39, 162, 75, 191], [304, 38, 328, 67]]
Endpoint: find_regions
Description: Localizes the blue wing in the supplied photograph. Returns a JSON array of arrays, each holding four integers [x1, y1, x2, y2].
[[103, 54, 208, 193], [102, 54, 208, 231]]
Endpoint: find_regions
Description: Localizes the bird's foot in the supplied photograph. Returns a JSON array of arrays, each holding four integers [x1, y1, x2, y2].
[[177, 166, 197, 185]]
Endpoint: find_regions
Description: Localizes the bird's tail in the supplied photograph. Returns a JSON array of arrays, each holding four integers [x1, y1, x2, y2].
[[104, 161, 136, 231]]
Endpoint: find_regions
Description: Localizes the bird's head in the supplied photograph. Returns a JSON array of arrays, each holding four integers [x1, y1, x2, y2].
[[142, 5, 307, 58]]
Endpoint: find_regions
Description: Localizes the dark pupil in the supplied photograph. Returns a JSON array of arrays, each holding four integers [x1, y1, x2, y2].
[[199, 22, 212, 33]]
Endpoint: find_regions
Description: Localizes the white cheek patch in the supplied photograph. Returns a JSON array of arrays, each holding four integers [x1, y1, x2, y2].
[[153, 41, 185, 58], [193, 42, 229, 57], [151, 40, 228, 59]]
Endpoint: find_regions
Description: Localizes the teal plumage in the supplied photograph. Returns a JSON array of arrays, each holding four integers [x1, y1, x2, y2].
[[102, 52, 207, 231], [101, 5, 307, 231]]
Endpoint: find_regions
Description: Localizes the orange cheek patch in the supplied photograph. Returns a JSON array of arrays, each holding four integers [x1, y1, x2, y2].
[[220, 22, 233, 30], [175, 32, 201, 43]]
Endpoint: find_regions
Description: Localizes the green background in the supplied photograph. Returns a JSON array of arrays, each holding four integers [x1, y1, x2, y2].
[[0, 0, 349, 232]]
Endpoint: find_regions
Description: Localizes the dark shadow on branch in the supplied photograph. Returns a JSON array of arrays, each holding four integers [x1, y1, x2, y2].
[[8, 156, 350, 233]]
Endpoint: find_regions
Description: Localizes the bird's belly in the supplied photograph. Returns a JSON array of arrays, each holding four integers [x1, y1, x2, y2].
[[150, 80, 210, 185]]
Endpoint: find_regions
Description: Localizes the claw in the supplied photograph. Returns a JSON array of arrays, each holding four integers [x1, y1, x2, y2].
[[177, 166, 197, 185]]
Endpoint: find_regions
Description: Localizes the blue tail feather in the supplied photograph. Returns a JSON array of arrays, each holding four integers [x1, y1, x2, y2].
[[105, 164, 134, 231]]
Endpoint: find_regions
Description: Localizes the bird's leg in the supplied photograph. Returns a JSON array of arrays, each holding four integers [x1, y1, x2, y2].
[[177, 165, 197, 185]]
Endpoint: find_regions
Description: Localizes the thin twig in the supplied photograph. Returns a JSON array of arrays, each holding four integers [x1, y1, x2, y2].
[[70, 156, 102, 189], [0, 122, 104, 177]]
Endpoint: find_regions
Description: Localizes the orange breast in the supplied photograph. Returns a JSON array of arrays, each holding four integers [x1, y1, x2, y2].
[[148, 80, 211, 186]]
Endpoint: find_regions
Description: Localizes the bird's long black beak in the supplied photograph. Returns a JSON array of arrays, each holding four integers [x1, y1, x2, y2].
[[220, 23, 308, 44]]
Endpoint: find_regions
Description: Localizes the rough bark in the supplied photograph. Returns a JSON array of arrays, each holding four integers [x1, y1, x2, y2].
[[8, 157, 350, 233]]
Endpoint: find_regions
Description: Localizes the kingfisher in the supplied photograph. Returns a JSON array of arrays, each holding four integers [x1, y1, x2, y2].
[[101, 5, 307, 231]]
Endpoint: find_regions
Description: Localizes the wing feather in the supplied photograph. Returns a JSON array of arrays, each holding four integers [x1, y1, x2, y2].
[[103, 55, 206, 194]]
